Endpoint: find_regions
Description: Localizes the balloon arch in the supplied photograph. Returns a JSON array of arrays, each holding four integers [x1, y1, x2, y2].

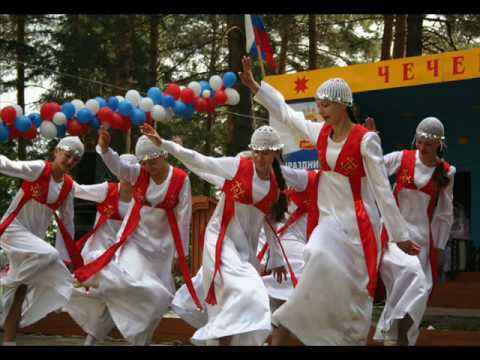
[[0, 72, 240, 143]]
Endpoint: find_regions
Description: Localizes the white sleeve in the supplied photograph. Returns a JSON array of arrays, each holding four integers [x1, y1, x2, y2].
[[196, 171, 225, 189], [281, 165, 308, 192], [161, 140, 240, 181], [174, 177, 192, 259], [96, 145, 140, 184], [263, 220, 286, 270], [383, 151, 403, 177], [73, 181, 109, 203], [431, 166, 455, 250], [55, 192, 75, 262], [361, 132, 410, 243], [253, 81, 324, 145], [0, 155, 45, 181]]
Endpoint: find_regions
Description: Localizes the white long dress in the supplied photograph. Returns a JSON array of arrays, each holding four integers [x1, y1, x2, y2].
[[79, 146, 192, 345], [160, 140, 285, 346], [63, 181, 130, 341], [0, 156, 73, 328], [254, 81, 411, 345], [374, 150, 455, 345]]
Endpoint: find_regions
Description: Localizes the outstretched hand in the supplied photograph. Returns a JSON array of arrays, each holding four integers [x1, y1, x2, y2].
[[364, 117, 378, 132], [98, 126, 111, 153], [397, 240, 421, 256], [239, 56, 261, 94], [272, 265, 288, 284], [140, 123, 163, 147]]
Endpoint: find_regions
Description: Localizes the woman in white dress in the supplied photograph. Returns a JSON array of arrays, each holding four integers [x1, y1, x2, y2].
[[64, 154, 138, 346], [140, 123, 288, 346], [371, 117, 455, 346], [0, 136, 84, 345], [239, 56, 420, 345], [71, 128, 197, 345]]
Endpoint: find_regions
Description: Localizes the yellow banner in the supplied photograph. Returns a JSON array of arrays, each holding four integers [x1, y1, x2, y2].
[[265, 48, 480, 100]]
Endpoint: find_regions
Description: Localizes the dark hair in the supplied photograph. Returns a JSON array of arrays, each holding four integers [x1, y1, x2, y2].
[[271, 156, 287, 222], [346, 106, 358, 124], [433, 147, 450, 190]]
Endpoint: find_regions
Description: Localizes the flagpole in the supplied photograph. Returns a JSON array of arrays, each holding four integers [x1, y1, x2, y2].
[[256, 44, 266, 79]]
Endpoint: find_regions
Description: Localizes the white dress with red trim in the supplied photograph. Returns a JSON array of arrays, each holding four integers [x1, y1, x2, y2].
[[374, 149, 455, 345], [63, 181, 131, 341], [254, 81, 411, 345], [73, 146, 192, 345], [0, 156, 73, 328], [160, 140, 285, 346]]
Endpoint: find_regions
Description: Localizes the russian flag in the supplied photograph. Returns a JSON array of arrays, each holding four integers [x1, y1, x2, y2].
[[245, 14, 277, 73]]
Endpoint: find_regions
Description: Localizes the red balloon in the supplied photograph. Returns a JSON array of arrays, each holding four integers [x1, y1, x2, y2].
[[206, 98, 216, 113], [180, 88, 195, 104], [165, 83, 181, 100], [119, 115, 132, 132], [110, 112, 122, 129], [40, 103, 56, 121], [214, 89, 228, 105], [22, 124, 38, 140], [7, 123, 20, 140], [98, 107, 114, 125], [145, 112, 153, 126], [193, 97, 207, 112], [1, 106, 17, 125], [80, 122, 91, 136], [51, 102, 61, 116], [67, 119, 83, 136]]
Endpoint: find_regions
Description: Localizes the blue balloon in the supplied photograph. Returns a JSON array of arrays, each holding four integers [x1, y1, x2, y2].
[[223, 72, 237, 88], [77, 108, 93, 124], [173, 100, 186, 117], [61, 102, 75, 119], [118, 101, 133, 117], [162, 95, 175, 109], [0, 123, 9, 143], [28, 113, 42, 127], [199, 80, 211, 92], [91, 116, 101, 129], [56, 125, 66, 138], [147, 87, 163, 105], [95, 96, 108, 108], [131, 109, 146, 125], [107, 96, 119, 111], [183, 104, 195, 120], [15, 116, 32, 133]]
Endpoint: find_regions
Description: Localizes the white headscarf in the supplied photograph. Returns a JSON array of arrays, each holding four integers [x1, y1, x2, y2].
[[315, 77, 353, 107], [248, 125, 284, 152], [56, 136, 84, 158], [135, 135, 168, 162]]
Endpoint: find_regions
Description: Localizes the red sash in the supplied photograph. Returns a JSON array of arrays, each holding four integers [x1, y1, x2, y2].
[[0, 161, 82, 269], [74, 167, 203, 310], [257, 170, 320, 262], [76, 182, 121, 251], [317, 124, 379, 298], [386, 150, 451, 287], [205, 157, 279, 305]]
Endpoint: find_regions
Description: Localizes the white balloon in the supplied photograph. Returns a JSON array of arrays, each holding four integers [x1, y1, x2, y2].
[[85, 99, 100, 115], [52, 112, 67, 126], [202, 89, 211, 99], [187, 81, 202, 97], [39, 121, 57, 139], [116, 95, 125, 102], [151, 105, 168, 123], [225, 88, 240, 106], [139, 97, 154, 112], [13, 104, 23, 117], [71, 99, 85, 115], [209, 75, 223, 91], [125, 89, 141, 106]]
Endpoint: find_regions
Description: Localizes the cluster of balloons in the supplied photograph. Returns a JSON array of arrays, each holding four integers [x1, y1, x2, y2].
[[0, 71, 240, 144]]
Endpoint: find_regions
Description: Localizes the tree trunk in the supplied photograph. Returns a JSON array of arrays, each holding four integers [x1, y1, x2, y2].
[[393, 15, 407, 59], [278, 16, 291, 74], [381, 15, 394, 60], [149, 15, 159, 86], [308, 15, 318, 70], [226, 15, 253, 157], [15, 15, 26, 160], [406, 14, 424, 57]]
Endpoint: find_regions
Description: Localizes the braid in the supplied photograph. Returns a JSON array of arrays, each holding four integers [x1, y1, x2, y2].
[[271, 157, 287, 222]]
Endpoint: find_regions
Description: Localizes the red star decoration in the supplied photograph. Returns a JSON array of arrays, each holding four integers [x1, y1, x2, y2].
[[294, 76, 309, 94]]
